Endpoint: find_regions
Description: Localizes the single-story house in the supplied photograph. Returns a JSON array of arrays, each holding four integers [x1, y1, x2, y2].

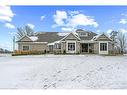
[[16, 29, 113, 54]]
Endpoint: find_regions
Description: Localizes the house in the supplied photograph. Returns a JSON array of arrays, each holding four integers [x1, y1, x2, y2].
[[16, 29, 113, 55]]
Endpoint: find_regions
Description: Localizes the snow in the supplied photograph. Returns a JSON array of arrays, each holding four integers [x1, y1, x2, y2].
[[29, 36, 38, 41], [57, 32, 69, 36], [72, 31, 79, 36], [0, 54, 127, 89], [48, 42, 55, 46], [48, 41, 60, 46]]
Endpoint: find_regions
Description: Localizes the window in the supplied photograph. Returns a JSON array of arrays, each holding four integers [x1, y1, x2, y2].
[[23, 46, 29, 51], [100, 43, 107, 51], [55, 43, 61, 49], [68, 43, 75, 51], [58, 44, 61, 49], [79, 32, 88, 37]]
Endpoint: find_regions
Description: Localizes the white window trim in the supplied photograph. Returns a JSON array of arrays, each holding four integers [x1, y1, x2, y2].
[[66, 41, 76, 53], [22, 45, 30, 51], [99, 41, 108, 54]]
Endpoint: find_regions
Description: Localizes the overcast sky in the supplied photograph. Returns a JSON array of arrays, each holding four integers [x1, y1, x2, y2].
[[0, 6, 127, 50]]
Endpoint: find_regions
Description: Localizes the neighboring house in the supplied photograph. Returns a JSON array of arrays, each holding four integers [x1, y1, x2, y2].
[[16, 29, 113, 54]]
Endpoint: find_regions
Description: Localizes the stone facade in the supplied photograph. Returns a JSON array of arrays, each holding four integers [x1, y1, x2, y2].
[[94, 42, 99, 54], [18, 42, 47, 52]]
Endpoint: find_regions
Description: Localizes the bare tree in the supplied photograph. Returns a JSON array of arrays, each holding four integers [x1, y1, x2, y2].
[[110, 31, 118, 54], [117, 31, 127, 54], [16, 25, 34, 40]]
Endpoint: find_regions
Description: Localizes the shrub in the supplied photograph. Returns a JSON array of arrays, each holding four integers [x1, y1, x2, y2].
[[44, 50, 46, 54], [12, 50, 46, 56], [76, 52, 80, 55], [63, 50, 66, 54]]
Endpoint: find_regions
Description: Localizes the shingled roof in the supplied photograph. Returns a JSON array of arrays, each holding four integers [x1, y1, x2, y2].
[[17, 30, 97, 43], [75, 29, 97, 40], [35, 32, 66, 43]]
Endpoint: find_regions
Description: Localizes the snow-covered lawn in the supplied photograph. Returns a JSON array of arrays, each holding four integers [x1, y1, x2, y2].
[[0, 54, 127, 89]]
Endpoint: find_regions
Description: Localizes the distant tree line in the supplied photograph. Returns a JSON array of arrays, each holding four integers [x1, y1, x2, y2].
[[0, 48, 12, 53]]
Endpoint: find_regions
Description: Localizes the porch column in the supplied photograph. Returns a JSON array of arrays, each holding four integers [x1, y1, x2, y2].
[[80, 43, 82, 53], [88, 43, 89, 53]]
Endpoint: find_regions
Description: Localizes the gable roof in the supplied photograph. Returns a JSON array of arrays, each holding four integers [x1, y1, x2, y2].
[[75, 29, 97, 40], [93, 33, 112, 41], [17, 35, 39, 42], [17, 35, 33, 42], [61, 32, 81, 41]]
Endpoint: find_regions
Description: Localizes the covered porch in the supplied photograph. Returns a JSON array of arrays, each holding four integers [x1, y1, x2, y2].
[[80, 43, 94, 53]]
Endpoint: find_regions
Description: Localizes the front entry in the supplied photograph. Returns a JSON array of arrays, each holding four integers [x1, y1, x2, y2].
[[81, 43, 88, 52]]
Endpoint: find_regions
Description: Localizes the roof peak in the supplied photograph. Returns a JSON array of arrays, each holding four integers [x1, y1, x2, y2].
[[76, 29, 85, 32]]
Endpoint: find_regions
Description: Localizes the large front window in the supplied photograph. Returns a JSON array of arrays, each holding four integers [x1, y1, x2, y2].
[[100, 43, 107, 51], [55, 43, 61, 49], [23, 46, 29, 51], [68, 43, 75, 51]]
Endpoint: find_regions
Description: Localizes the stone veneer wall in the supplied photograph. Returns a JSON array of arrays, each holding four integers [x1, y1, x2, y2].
[[18, 42, 48, 51], [94, 42, 99, 54]]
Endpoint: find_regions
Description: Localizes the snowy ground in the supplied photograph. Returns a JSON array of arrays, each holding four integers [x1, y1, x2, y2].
[[0, 54, 127, 89]]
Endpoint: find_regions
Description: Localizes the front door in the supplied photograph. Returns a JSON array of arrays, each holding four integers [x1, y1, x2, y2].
[[82, 43, 88, 52]]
